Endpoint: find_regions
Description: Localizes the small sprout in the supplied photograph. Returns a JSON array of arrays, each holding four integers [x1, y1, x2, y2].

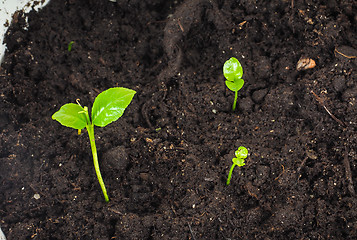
[[226, 146, 248, 185], [52, 87, 136, 202], [68, 41, 75, 52], [223, 57, 244, 111]]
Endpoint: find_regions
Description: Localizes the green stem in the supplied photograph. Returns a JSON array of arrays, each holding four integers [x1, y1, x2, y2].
[[86, 124, 109, 202], [232, 91, 238, 111], [81, 106, 109, 202], [78, 107, 109, 201], [226, 163, 237, 185]]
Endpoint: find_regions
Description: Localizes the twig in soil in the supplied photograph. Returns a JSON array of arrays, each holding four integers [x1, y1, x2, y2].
[[296, 157, 308, 181], [141, 89, 167, 130], [310, 90, 347, 127], [141, 100, 153, 129], [274, 164, 285, 181], [178, 19, 184, 32], [334, 47, 357, 59], [108, 208, 123, 215], [343, 147, 356, 197], [188, 223, 197, 240]]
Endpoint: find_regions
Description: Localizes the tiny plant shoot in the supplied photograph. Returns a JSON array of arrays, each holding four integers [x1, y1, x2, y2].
[[68, 41, 74, 52], [226, 146, 248, 185], [52, 87, 136, 202], [223, 57, 244, 111]]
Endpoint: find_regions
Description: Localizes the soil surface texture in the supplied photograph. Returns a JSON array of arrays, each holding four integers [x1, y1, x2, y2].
[[1, 0, 357, 239]]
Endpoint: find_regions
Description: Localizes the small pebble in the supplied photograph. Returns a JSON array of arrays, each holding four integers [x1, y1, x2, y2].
[[252, 89, 268, 103], [102, 146, 129, 171], [255, 56, 272, 79], [296, 57, 316, 71], [239, 97, 254, 112], [332, 76, 346, 92], [342, 87, 357, 100], [34, 193, 41, 200]]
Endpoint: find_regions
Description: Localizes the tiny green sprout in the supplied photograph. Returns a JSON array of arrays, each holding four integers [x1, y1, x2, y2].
[[226, 146, 248, 185], [223, 57, 244, 111], [52, 87, 136, 202], [68, 41, 74, 52]]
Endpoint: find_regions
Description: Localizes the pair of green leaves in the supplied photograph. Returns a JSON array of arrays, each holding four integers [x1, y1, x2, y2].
[[223, 57, 244, 111], [52, 87, 136, 202], [223, 57, 244, 92], [232, 146, 248, 167], [52, 87, 136, 129]]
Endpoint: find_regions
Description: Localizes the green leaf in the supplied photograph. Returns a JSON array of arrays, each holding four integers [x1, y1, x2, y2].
[[235, 146, 248, 159], [92, 87, 136, 127], [52, 103, 87, 129], [225, 78, 244, 92], [232, 157, 245, 167], [223, 57, 243, 82]]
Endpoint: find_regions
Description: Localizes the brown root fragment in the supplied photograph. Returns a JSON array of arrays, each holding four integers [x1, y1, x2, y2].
[[334, 46, 357, 59], [343, 147, 355, 196], [310, 90, 347, 127], [296, 157, 308, 181], [141, 100, 153, 129], [188, 223, 197, 240]]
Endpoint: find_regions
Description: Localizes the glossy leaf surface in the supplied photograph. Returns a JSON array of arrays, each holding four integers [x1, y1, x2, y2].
[[92, 87, 136, 127], [52, 103, 87, 129], [232, 157, 245, 167], [235, 146, 248, 159], [223, 57, 243, 81], [225, 78, 244, 92]]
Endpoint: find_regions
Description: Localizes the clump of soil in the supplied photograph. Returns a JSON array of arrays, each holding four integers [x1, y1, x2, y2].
[[0, 0, 356, 239]]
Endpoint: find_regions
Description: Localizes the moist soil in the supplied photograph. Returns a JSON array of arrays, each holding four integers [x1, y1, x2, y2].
[[1, 0, 356, 239]]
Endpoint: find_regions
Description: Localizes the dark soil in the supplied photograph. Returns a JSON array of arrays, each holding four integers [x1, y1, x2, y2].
[[1, 0, 356, 239]]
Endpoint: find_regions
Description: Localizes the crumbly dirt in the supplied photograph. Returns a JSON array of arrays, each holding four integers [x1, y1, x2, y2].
[[0, 0, 356, 239]]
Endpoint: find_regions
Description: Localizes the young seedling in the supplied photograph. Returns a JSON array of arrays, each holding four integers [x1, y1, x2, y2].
[[223, 57, 244, 111], [52, 87, 136, 202], [226, 146, 248, 185], [68, 41, 74, 52]]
